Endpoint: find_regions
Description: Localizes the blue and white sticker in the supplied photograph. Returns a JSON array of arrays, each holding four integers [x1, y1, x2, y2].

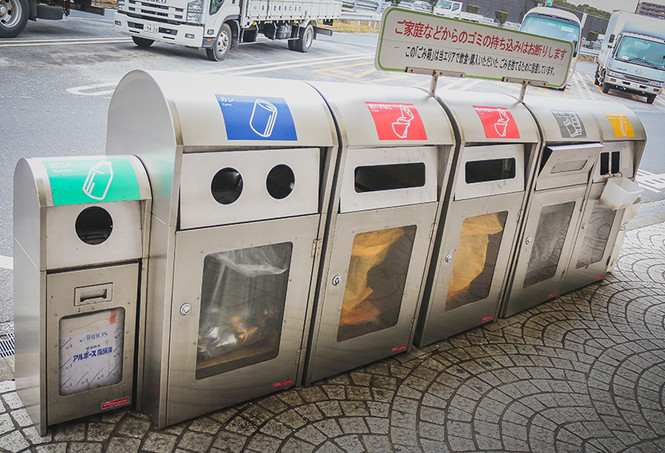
[[216, 94, 298, 141]]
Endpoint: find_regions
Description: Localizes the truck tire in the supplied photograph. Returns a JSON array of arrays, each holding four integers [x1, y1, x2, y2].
[[206, 23, 232, 61], [601, 82, 611, 94], [646, 94, 656, 104], [132, 36, 154, 48], [295, 23, 314, 53], [593, 66, 600, 85], [288, 39, 297, 51], [0, 0, 29, 38]]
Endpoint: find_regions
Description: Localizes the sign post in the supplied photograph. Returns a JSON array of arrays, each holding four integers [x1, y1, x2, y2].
[[375, 8, 574, 100]]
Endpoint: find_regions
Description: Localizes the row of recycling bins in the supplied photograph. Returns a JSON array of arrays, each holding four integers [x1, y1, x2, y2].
[[14, 70, 645, 434]]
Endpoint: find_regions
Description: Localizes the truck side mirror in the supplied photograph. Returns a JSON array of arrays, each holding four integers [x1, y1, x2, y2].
[[609, 34, 615, 44]]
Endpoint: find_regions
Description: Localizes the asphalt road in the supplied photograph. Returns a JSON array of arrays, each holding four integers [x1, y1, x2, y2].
[[1, 10, 664, 323]]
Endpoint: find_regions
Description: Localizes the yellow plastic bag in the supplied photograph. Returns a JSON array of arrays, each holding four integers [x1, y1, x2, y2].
[[340, 227, 405, 326], [447, 213, 504, 301]]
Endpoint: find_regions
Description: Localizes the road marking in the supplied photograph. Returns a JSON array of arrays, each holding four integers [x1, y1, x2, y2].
[[636, 170, 665, 193], [209, 53, 374, 76], [0, 256, 12, 270], [0, 37, 131, 47], [67, 82, 117, 96]]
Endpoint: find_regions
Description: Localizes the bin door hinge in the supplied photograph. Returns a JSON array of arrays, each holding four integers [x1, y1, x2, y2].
[[311, 239, 322, 258]]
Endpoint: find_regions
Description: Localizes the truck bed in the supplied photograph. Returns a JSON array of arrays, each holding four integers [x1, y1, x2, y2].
[[243, 0, 341, 23]]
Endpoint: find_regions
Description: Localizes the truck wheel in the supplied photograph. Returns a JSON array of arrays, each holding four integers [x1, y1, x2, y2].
[[132, 36, 154, 48], [601, 82, 611, 94], [206, 23, 232, 61], [287, 39, 297, 51], [646, 94, 656, 104], [593, 67, 600, 85], [296, 23, 314, 53], [0, 0, 29, 38]]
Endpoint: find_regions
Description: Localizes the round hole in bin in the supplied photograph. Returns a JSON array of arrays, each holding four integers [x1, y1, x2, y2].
[[75, 207, 113, 245], [211, 168, 243, 204], [266, 164, 295, 200]]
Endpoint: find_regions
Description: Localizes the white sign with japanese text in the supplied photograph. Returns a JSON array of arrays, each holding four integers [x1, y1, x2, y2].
[[375, 8, 574, 88]]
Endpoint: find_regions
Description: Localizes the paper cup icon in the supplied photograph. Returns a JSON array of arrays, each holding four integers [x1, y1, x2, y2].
[[250, 99, 278, 138]]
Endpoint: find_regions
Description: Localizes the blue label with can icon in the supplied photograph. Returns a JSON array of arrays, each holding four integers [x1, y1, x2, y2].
[[216, 95, 298, 141]]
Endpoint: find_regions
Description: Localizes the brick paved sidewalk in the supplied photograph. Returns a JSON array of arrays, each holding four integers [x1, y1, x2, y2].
[[0, 221, 664, 453]]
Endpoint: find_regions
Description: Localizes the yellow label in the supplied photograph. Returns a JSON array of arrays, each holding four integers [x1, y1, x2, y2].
[[606, 113, 635, 138]]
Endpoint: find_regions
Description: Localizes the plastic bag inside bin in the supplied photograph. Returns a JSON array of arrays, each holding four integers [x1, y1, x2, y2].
[[337, 226, 416, 342], [446, 212, 507, 311], [196, 243, 292, 379]]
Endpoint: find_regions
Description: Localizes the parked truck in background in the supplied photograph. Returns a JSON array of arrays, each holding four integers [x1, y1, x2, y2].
[[113, 0, 341, 61], [0, 0, 104, 37], [519, 6, 581, 88], [595, 10, 665, 104]]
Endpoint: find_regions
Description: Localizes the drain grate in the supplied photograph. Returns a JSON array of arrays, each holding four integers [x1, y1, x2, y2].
[[0, 333, 15, 358]]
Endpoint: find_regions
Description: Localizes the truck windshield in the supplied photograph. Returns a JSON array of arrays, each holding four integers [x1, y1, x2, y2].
[[435, 0, 460, 11], [616, 36, 665, 70], [520, 16, 581, 51]]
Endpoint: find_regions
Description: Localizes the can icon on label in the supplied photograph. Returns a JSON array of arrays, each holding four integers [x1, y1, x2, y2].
[[82, 160, 114, 201], [250, 99, 278, 138]]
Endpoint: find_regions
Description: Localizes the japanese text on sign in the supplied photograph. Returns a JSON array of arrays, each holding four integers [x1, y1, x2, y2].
[[375, 8, 573, 88]]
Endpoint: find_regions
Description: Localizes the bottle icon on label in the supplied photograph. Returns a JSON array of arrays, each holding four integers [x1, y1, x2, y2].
[[82, 160, 114, 201], [250, 99, 278, 137]]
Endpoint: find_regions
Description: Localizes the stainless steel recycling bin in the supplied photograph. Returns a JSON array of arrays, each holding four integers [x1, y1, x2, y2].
[[303, 82, 456, 384], [106, 70, 338, 428], [501, 98, 606, 318], [414, 91, 540, 347], [14, 155, 151, 435], [561, 102, 645, 294]]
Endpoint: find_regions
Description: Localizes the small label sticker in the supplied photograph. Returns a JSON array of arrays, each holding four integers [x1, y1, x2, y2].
[[366, 102, 427, 141], [273, 378, 295, 390], [481, 315, 495, 323], [216, 95, 298, 141], [595, 275, 604, 281], [552, 111, 587, 138], [547, 292, 558, 299], [391, 344, 407, 354], [605, 113, 635, 138], [473, 106, 520, 139], [101, 396, 130, 410]]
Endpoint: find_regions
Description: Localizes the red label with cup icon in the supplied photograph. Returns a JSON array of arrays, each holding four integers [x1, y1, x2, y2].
[[366, 102, 427, 141], [473, 106, 520, 139]]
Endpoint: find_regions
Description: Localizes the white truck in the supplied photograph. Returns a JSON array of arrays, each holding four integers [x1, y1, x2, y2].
[[0, 0, 104, 38], [114, 0, 341, 61], [432, 0, 482, 22], [595, 10, 665, 104]]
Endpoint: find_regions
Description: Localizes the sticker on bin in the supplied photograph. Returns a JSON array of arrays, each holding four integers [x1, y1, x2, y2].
[[43, 158, 141, 206], [391, 344, 407, 354], [273, 378, 294, 390], [552, 111, 587, 139], [473, 106, 520, 139], [365, 102, 427, 141], [101, 396, 130, 410], [216, 95, 297, 141], [59, 308, 124, 396], [605, 113, 635, 138]]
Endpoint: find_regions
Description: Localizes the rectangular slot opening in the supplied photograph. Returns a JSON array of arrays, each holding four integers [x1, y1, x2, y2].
[[611, 151, 621, 174], [74, 283, 113, 306], [354, 163, 425, 193], [464, 158, 516, 184], [600, 152, 610, 175]]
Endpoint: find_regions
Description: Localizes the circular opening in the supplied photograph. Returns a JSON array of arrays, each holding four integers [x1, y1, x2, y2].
[[75, 207, 113, 245], [266, 164, 295, 200], [211, 168, 243, 204]]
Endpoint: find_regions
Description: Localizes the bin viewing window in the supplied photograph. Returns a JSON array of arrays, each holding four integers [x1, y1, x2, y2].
[[59, 308, 125, 396], [524, 202, 575, 288], [464, 159, 516, 184], [600, 151, 621, 176], [552, 160, 587, 174], [196, 243, 292, 380], [446, 212, 508, 310], [337, 226, 416, 342], [211, 168, 243, 205], [75, 207, 113, 245], [576, 202, 616, 269], [354, 163, 426, 193]]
